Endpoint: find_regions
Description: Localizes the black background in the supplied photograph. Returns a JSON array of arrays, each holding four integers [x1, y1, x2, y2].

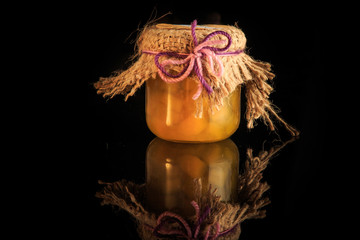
[[32, 1, 344, 239]]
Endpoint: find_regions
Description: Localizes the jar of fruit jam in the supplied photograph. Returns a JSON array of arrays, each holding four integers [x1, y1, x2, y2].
[[146, 76, 240, 142], [94, 20, 296, 139]]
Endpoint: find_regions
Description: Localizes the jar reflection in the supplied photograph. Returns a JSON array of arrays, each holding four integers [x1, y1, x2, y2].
[[146, 137, 239, 217]]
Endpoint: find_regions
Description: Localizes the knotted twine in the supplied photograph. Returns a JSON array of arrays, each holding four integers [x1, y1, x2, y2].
[[148, 200, 239, 240], [142, 20, 243, 100], [95, 138, 295, 239], [94, 20, 299, 136]]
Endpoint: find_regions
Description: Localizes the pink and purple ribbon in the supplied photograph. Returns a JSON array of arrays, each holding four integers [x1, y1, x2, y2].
[[143, 20, 243, 100]]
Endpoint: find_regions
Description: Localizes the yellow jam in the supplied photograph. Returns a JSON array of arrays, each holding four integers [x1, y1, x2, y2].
[[146, 137, 239, 217], [145, 76, 241, 142]]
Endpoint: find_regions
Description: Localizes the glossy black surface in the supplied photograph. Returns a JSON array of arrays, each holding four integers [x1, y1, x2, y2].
[[54, 2, 340, 239]]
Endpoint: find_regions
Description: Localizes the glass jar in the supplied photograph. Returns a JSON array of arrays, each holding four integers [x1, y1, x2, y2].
[[145, 137, 239, 217], [145, 76, 241, 142]]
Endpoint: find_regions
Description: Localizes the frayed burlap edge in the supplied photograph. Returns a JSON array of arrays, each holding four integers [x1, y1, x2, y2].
[[95, 138, 295, 239]]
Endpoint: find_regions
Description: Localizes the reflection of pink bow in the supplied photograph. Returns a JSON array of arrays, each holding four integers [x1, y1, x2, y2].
[[145, 200, 239, 240], [143, 20, 243, 100]]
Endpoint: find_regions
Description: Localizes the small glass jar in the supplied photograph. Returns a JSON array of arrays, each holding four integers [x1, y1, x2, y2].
[[145, 137, 239, 217], [145, 76, 241, 143]]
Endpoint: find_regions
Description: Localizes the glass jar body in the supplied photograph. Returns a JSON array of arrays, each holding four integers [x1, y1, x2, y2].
[[145, 77, 241, 142]]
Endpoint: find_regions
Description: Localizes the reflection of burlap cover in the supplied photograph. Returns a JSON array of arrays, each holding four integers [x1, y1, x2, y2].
[[96, 142, 294, 239], [94, 21, 298, 136]]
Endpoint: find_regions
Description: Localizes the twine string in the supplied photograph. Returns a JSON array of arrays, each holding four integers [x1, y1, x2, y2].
[[143, 19, 243, 100], [151, 200, 238, 240]]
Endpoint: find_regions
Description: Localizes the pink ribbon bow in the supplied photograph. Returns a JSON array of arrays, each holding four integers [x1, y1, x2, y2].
[[143, 20, 243, 100]]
